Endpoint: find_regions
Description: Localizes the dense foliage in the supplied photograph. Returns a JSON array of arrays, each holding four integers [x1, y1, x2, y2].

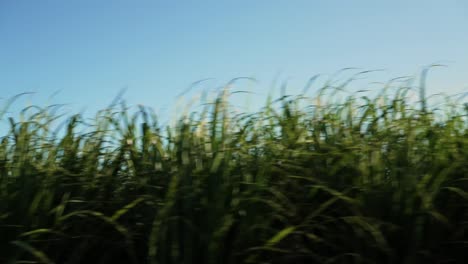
[[1, 76, 467, 263]]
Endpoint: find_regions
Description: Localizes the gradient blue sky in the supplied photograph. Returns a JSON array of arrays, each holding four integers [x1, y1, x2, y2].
[[1, 0, 467, 117]]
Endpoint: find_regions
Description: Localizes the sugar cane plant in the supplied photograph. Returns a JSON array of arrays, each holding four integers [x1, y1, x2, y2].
[[0, 72, 467, 264]]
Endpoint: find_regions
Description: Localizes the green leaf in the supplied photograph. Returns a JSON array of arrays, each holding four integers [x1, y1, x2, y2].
[[265, 226, 295, 247]]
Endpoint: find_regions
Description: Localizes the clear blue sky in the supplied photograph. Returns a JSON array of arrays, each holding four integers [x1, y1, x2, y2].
[[1, 0, 467, 117]]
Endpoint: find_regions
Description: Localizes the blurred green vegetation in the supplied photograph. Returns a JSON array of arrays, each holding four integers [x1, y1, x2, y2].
[[0, 73, 467, 264]]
